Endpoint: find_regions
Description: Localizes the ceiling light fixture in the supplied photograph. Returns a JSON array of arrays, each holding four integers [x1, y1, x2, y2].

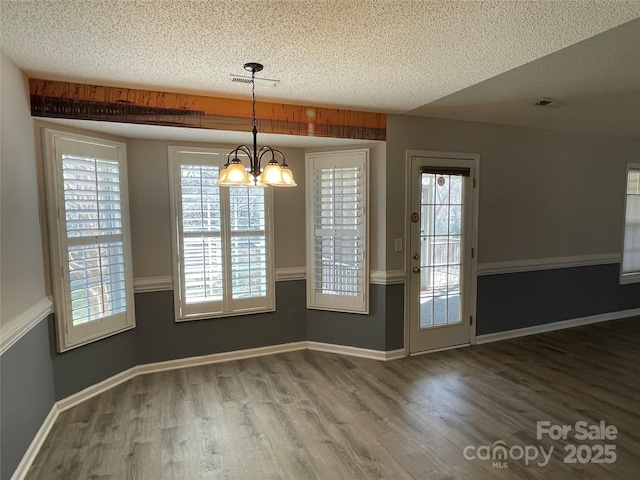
[[218, 63, 296, 187]]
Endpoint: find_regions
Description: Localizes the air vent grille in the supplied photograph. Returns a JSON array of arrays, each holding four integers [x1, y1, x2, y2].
[[230, 75, 280, 88]]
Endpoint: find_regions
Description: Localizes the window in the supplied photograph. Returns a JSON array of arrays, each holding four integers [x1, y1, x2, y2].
[[306, 149, 369, 313], [168, 146, 274, 321], [621, 163, 640, 284], [43, 130, 135, 351]]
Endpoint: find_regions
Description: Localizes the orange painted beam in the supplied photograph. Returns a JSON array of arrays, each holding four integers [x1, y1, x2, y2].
[[29, 79, 386, 141]]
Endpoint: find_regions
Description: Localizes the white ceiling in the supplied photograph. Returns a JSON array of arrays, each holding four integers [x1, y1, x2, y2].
[[1, 1, 639, 142]]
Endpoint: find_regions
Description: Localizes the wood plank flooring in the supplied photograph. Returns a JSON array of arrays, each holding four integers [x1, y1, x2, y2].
[[26, 317, 640, 479]]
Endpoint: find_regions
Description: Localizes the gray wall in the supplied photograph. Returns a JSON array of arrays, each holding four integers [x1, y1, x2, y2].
[[134, 282, 307, 365], [49, 324, 138, 401], [0, 319, 56, 480], [477, 263, 640, 335]]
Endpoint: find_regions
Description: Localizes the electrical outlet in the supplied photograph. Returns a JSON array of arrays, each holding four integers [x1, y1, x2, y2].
[[394, 238, 403, 252]]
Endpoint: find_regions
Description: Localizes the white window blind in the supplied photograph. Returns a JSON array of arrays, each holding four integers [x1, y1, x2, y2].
[[169, 147, 274, 320], [621, 164, 640, 284], [306, 149, 369, 313], [44, 130, 135, 351]]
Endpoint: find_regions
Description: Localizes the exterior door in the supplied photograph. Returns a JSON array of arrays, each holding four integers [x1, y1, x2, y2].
[[408, 153, 478, 353]]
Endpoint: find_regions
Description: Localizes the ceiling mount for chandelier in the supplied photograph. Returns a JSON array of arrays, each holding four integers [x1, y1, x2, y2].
[[217, 62, 296, 187]]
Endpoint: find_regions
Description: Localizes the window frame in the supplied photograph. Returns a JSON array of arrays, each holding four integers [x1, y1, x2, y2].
[[305, 149, 369, 314], [43, 129, 136, 352], [168, 146, 275, 322], [620, 162, 640, 285]]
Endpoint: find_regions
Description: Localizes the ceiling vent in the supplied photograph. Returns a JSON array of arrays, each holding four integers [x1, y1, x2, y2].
[[534, 98, 553, 106], [230, 74, 279, 88]]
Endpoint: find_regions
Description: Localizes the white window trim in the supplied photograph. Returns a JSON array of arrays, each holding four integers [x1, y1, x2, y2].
[[43, 129, 136, 352], [305, 149, 369, 314], [168, 146, 275, 322], [620, 162, 640, 285]]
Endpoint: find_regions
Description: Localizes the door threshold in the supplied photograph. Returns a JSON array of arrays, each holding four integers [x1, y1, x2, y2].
[[409, 342, 470, 357]]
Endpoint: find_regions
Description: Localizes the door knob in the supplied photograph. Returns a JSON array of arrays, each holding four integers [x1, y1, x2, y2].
[[412, 267, 420, 273], [412, 253, 419, 260]]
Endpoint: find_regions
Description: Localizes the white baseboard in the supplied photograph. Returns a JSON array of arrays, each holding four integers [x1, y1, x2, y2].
[[308, 341, 405, 361], [1, 297, 54, 356], [135, 341, 309, 375], [10, 404, 59, 480], [409, 342, 471, 356], [475, 308, 640, 345]]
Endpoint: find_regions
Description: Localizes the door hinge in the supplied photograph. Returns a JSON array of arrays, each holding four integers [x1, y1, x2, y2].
[[473, 177, 476, 188], [470, 315, 473, 325], [471, 247, 475, 258]]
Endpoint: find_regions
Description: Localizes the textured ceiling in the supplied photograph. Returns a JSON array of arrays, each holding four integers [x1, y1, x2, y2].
[[411, 18, 640, 139], [1, 1, 639, 139]]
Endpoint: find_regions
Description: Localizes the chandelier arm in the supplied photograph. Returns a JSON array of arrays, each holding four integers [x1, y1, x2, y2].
[[258, 146, 285, 165], [227, 145, 252, 165]]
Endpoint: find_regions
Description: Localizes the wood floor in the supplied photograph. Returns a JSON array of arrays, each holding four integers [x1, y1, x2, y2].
[[26, 318, 640, 480]]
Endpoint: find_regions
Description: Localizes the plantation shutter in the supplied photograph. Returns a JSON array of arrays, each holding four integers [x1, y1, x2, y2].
[[621, 165, 640, 283], [228, 187, 269, 301], [45, 131, 135, 351], [179, 162, 224, 314], [306, 150, 369, 313]]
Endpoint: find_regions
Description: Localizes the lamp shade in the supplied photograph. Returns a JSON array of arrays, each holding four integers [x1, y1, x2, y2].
[[218, 161, 251, 186], [258, 163, 285, 186], [277, 166, 297, 187]]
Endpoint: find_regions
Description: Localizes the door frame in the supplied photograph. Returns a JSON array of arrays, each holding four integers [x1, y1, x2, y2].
[[403, 150, 480, 356]]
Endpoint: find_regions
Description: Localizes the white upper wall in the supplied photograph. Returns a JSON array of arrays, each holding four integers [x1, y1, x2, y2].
[[0, 52, 47, 325]]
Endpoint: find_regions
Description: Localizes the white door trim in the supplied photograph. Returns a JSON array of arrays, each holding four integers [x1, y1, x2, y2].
[[403, 150, 480, 356]]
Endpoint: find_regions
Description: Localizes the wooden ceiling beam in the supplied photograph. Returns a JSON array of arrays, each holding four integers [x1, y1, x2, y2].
[[29, 79, 386, 141]]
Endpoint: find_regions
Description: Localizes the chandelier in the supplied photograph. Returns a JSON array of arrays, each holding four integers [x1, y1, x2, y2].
[[217, 63, 297, 187]]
